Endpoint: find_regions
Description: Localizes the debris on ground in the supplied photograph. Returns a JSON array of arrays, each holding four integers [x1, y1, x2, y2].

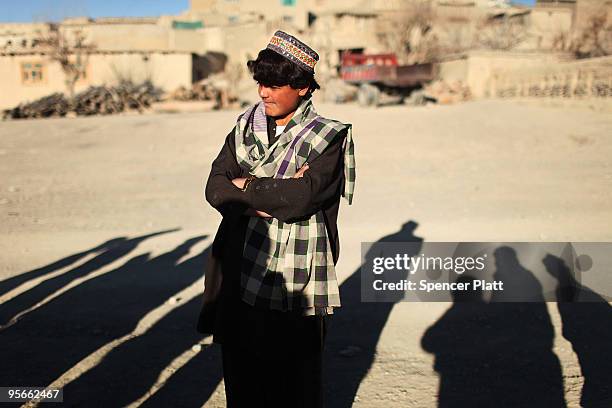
[[323, 78, 359, 103], [422, 80, 471, 105], [165, 73, 241, 110]]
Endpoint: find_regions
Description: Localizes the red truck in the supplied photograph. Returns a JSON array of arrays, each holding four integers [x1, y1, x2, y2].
[[340, 52, 436, 107]]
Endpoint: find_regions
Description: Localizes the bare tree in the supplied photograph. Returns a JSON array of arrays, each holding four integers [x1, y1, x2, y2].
[[376, 1, 438, 64], [551, 30, 571, 52], [571, 12, 612, 59], [39, 25, 95, 98], [436, 22, 472, 55], [474, 15, 528, 50]]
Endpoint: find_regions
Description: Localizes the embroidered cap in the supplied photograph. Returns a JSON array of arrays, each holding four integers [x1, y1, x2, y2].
[[266, 30, 319, 73]]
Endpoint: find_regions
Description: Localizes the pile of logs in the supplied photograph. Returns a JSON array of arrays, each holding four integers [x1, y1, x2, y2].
[[2, 93, 70, 119], [72, 81, 161, 116], [2, 81, 162, 120], [166, 75, 238, 109], [169, 81, 222, 102]]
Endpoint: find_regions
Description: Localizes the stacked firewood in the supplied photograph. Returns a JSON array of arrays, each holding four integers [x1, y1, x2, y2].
[[2, 81, 162, 120], [72, 81, 161, 116], [2, 93, 70, 119], [167, 79, 225, 102]]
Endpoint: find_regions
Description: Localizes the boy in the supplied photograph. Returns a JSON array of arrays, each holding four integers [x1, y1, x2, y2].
[[204, 30, 355, 407]]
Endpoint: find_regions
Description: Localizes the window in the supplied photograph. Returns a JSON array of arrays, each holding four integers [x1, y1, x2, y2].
[[21, 62, 44, 84]]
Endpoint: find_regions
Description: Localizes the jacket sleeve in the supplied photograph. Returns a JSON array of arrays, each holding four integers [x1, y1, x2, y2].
[[205, 126, 346, 224], [204, 128, 250, 217], [211, 218, 227, 259], [246, 128, 346, 223]]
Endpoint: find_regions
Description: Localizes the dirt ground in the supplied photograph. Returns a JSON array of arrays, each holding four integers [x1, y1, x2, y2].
[[1, 99, 611, 407]]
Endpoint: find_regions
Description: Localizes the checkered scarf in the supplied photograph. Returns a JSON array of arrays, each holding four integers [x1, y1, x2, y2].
[[233, 98, 355, 315]]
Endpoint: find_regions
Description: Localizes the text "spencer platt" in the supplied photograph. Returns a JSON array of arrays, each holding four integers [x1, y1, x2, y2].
[[372, 279, 504, 292]]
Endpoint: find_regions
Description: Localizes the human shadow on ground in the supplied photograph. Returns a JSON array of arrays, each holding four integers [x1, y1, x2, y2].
[[543, 254, 612, 408], [325, 221, 423, 408], [62, 245, 223, 407], [421, 246, 567, 408], [0, 233, 224, 407], [0, 237, 128, 297], [0, 230, 177, 326]]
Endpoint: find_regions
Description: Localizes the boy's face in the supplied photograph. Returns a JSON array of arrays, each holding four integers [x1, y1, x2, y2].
[[258, 83, 309, 118]]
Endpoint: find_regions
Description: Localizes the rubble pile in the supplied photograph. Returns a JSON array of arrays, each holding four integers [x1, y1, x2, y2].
[[165, 74, 241, 109], [323, 78, 359, 103], [423, 80, 472, 104]]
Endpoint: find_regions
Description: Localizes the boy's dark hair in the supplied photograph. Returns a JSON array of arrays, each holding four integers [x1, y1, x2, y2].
[[247, 48, 320, 99]]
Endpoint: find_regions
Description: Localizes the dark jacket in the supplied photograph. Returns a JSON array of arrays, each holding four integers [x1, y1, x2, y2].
[[204, 119, 347, 344]]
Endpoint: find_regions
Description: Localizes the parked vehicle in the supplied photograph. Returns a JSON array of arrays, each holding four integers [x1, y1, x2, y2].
[[340, 52, 436, 107]]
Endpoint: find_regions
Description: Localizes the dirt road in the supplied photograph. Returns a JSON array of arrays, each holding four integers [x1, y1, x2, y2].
[[1, 100, 611, 407]]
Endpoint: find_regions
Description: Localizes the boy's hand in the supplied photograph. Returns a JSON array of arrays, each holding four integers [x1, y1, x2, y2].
[[234, 163, 308, 188], [294, 163, 309, 178], [244, 208, 272, 218], [231, 177, 247, 189]]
